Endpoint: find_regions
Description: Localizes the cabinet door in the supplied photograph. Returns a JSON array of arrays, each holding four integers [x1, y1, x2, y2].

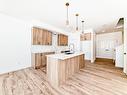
[[35, 53, 46, 69], [59, 34, 63, 45], [34, 52, 55, 69], [62, 35, 66, 46], [40, 29, 43, 45], [58, 34, 68, 46], [79, 55, 85, 69], [35, 28, 42, 45], [38, 28, 43, 45], [64, 35, 68, 45], [35, 54, 42, 69], [42, 29, 46, 45], [33, 28, 38, 45], [49, 32, 52, 45], [58, 34, 60, 46], [80, 34, 83, 41], [32, 27, 52, 45], [32, 28, 36, 44], [46, 31, 52, 45], [44, 30, 48, 45], [80, 33, 91, 41], [85, 33, 91, 40], [41, 54, 46, 67]]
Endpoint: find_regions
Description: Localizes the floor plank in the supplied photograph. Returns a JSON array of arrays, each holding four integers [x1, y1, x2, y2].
[[0, 61, 127, 95]]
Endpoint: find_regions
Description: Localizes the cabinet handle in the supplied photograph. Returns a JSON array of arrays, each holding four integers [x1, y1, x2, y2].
[[38, 42, 40, 44], [105, 49, 109, 51], [124, 53, 126, 55]]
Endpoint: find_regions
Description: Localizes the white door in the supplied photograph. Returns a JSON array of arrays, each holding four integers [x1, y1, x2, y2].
[[96, 39, 116, 59], [124, 18, 127, 74]]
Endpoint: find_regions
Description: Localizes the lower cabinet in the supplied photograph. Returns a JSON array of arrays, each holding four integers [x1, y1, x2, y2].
[[79, 54, 85, 69], [32, 52, 55, 69]]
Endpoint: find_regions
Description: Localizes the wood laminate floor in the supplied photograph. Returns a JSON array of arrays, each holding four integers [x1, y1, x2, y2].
[[0, 61, 127, 95]]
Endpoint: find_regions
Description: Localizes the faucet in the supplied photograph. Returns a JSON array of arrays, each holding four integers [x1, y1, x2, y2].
[[69, 43, 75, 53]]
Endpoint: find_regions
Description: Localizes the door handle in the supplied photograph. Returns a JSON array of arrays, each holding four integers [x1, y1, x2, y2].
[[124, 53, 126, 55], [105, 49, 109, 51]]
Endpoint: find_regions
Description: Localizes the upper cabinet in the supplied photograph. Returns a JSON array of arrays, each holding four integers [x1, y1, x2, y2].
[[80, 33, 91, 41], [58, 34, 68, 46], [32, 27, 52, 45]]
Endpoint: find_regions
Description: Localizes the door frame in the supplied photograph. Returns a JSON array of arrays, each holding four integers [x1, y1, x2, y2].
[[124, 17, 127, 74]]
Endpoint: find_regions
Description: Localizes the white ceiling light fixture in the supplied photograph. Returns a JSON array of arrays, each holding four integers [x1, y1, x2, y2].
[[65, 2, 69, 26], [75, 13, 79, 31]]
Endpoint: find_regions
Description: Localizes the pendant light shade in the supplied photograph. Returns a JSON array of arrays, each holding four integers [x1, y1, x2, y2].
[[81, 20, 84, 33], [75, 13, 79, 31], [65, 2, 69, 25]]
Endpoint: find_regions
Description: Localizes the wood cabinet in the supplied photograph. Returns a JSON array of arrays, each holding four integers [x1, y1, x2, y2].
[[32, 52, 55, 69], [58, 34, 68, 46], [32, 27, 52, 45], [80, 33, 91, 41]]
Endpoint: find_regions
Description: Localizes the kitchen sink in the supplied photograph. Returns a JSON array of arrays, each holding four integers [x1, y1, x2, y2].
[[65, 52, 74, 55]]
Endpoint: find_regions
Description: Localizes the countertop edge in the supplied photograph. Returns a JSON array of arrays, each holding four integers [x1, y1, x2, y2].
[[47, 52, 84, 60]]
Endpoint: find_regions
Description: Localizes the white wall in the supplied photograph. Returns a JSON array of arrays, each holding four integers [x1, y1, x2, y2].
[[0, 13, 31, 74], [0, 13, 69, 74], [96, 32, 122, 59], [68, 32, 81, 52]]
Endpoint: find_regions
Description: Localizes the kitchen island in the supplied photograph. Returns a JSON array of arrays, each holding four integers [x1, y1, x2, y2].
[[47, 52, 85, 87]]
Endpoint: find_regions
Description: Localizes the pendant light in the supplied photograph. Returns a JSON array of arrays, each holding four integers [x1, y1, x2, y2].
[[75, 13, 79, 31], [81, 20, 84, 33], [65, 2, 69, 26]]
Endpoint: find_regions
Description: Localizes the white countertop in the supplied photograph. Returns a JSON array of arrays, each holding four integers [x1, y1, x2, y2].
[[46, 52, 84, 60]]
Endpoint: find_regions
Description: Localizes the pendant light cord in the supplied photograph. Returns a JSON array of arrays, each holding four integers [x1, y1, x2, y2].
[[66, 6, 69, 25]]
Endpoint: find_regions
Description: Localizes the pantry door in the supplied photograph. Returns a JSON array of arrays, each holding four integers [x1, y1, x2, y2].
[[96, 39, 116, 59]]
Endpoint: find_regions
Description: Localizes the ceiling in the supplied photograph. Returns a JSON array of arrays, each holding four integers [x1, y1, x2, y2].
[[0, 0, 127, 32]]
